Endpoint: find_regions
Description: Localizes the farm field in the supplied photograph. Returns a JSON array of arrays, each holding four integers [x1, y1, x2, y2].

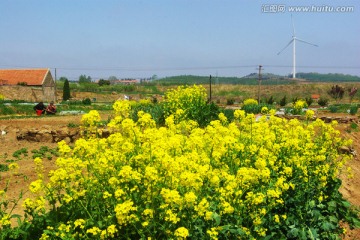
[[0, 112, 359, 239], [1, 83, 360, 239]]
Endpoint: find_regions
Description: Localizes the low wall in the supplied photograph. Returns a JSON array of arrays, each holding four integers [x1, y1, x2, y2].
[[0, 85, 58, 102], [16, 126, 111, 143]]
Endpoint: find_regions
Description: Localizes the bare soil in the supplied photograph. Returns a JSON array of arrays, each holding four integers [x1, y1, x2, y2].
[[0, 113, 360, 239]]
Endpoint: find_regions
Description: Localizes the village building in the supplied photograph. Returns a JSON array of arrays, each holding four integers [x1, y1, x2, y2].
[[0, 68, 56, 102]]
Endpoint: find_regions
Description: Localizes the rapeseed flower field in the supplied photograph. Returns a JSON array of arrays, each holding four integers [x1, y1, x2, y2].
[[1, 85, 359, 239]]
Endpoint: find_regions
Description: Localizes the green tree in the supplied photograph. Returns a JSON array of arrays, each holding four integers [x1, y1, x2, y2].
[[63, 79, 71, 101], [98, 79, 111, 86], [328, 85, 345, 101], [79, 74, 92, 84], [58, 76, 68, 82], [108, 76, 118, 81]]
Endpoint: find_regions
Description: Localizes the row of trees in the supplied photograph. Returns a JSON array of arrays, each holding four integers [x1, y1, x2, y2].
[[59, 75, 93, 84]]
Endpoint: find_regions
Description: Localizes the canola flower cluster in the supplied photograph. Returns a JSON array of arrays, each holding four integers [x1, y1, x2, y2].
[[1, 86, 357, 239], [163, 85, 207, 120], [243, 98, 258, 106]]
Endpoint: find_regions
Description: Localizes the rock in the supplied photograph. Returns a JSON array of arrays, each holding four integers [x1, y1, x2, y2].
[[339, 146, 357, 156], [63, 137, 71, 144], [36, 132, 53, 143]]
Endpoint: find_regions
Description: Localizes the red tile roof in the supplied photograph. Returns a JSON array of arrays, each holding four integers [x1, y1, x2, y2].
[[0, 69, 50, 86], [311, 94, 320, 99]]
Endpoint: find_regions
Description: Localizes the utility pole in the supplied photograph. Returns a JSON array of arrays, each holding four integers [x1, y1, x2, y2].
[[257, 65, 262, 104], [209, 75, 212, 102], [54, 68, 57, 102]]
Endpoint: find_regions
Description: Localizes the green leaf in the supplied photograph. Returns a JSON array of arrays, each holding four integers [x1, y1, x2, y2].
[[309, 227, 319, 239], [329, 215, 338, 223], [327, 201, 337, 211], [341, 200, 351, 208], [321, 221, 335, 231], [10, 214, 22, 219], [288, 228, 299, 238], [352, 217, 360, 228], [212, 212, 221, 226]]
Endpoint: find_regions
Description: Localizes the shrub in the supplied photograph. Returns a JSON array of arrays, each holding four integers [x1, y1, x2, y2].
[[279, 96, 287, 107], [349, 105, 358, 115], [305, 97, 313, 107], [266, 96, 275, 105], [82, 98, 92, 105], [328, 85, 345, 101], [318, 97, 329, 107], [98, 79, 111, 86], [329, 105, 338, 113], [291, 96, 299, 104], [226, 98, 235, 105]]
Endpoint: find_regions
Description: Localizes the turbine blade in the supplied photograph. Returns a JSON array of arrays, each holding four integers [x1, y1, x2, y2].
[[291, 14, 296, 37], [296, 38, 318, 47], [277, 39, 294, 55]]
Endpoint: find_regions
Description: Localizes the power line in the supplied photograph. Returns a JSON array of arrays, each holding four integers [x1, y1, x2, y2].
[[1, 64, 359, 72]]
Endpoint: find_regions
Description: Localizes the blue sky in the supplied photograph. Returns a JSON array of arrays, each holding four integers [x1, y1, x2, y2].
[[0, 0, 359, 80]]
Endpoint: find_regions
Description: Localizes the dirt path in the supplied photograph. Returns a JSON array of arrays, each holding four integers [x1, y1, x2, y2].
[[0, 113, 359, 238]]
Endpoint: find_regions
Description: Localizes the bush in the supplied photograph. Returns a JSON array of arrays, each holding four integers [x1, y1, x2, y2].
[[279, 96, 287, 107], [226, 98, 235, 105], [328, 85, 345, 101], [82, 98, 92, 105], [318, 97, 329, 107], [266, 96, 275, 105], [329, 105, 338, 113], [349, 105, 358, 115], [305, 97, 313, 107]]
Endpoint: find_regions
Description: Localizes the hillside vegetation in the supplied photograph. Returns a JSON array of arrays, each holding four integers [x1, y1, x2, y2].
[[156, 73, 360, 85]]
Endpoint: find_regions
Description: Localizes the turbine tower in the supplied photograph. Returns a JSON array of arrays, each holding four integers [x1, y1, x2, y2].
[[277, 15, 318, 79]]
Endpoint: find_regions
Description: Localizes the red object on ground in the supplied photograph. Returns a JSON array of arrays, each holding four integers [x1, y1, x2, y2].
[[36, 110, 43, 116]]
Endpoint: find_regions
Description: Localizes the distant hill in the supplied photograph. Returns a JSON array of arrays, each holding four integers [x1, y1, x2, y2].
[[156, 75, 293, 85], [293, 72, 360, 82], [155, 72, 360, 85]]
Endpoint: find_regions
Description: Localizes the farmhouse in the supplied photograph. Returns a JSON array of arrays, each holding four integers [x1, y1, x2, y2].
[[0, 68, 56, 102]]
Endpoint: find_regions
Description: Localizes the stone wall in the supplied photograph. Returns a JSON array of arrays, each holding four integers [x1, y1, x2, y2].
[[16, 126, 111, 143], [0, 85, 59, 102], [16, 125, 80, 143]]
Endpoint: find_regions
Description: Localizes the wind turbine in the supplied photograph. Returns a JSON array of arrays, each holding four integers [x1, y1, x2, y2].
[[277, 15, 318, 79]]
